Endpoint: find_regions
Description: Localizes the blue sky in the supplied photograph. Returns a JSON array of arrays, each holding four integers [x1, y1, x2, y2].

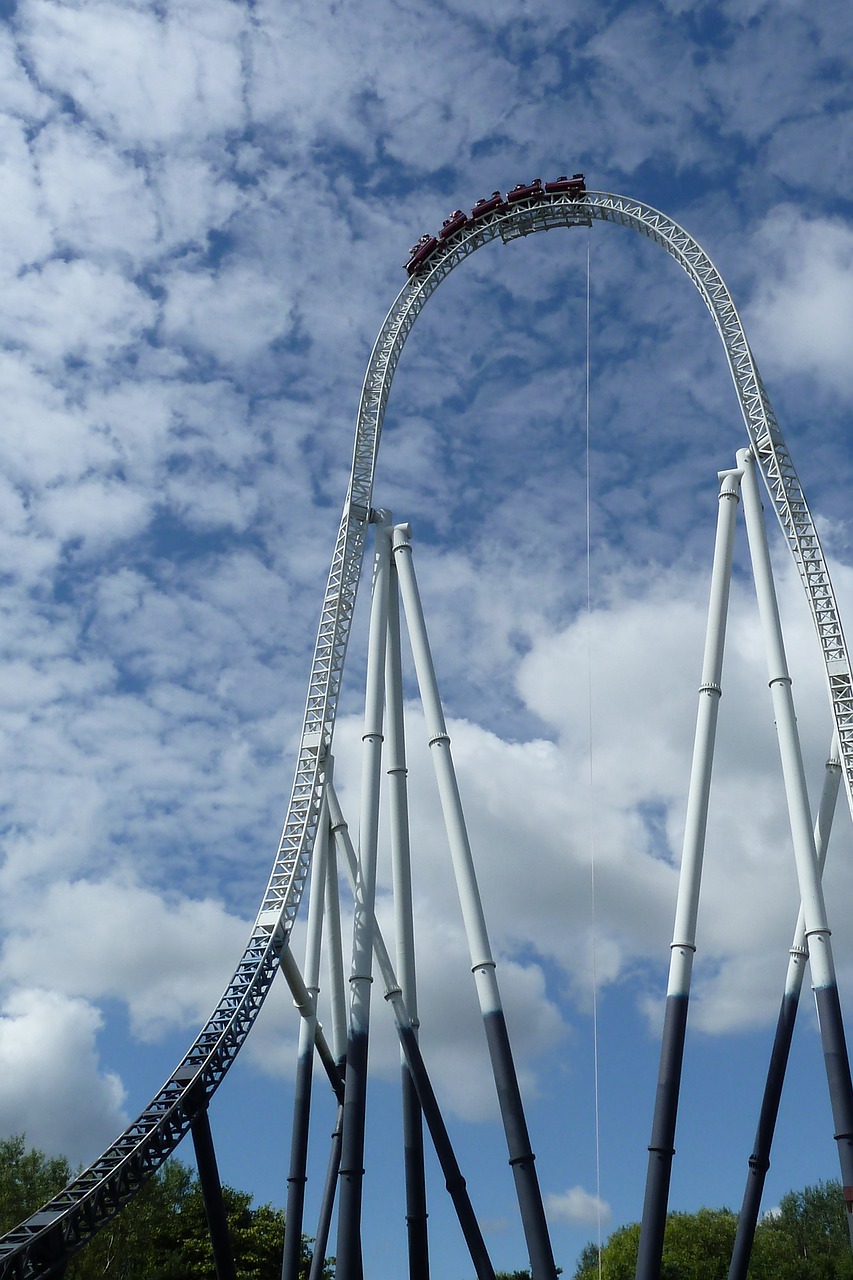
[[1, 0, 853, 1275]]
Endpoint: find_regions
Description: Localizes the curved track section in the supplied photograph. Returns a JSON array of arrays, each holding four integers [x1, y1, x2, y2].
[[2, 189, 851, 1279]]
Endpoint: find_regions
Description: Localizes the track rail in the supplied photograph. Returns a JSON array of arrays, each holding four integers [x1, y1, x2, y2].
[[2, 188, 850, 1278]]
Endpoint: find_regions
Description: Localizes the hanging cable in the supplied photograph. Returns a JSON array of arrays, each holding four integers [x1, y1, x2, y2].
[[583, 230, 604, 1280]]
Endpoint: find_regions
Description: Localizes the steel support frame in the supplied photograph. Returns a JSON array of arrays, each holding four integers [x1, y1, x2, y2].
[[738, 449, 853, 1244], [728, 736, 842, 1279], [190, 1109, 237, 1280], [327, 778, 496, 1280], [635, 466, 742, 1280], [336, 515, 393, 1280], [7, 187, 853, 1280], [392, 523, 557, 1280], [639, 449, 853, 1279], [282, 796, 330, 1280], [386, 555, 430, 1280]]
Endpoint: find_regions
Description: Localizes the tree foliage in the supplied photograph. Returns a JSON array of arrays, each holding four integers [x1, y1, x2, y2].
[[0, 1135, 72, 1235], [0, 1135, 332, 1280], [574, 1181, 853, 1280], [766, 1181, 853, 1280], [8, 1132, 853, 1280]]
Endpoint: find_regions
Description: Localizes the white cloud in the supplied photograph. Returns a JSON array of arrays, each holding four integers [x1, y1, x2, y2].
[[580, 10, 714, 172], [0, 25, 49, 121], [34, 122, 160, 266], [21, 0, 248, 147], [0, 988, 127, 1164], [152, 153, 245, 253], [546, 1183, 612, 1227], [162, 264, 295, 366], [0, 352, 116, 488], [763, 111, 853, 203], [0, 876, 250, 1041], [1, 257, 157, 366], [0, 116, 54, 277], [746, 209, 853, 399], [36, 478, 150, 549]]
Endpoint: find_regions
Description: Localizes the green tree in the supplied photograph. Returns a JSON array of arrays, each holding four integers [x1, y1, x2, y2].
[[759, 1180, 853, 1280], [574, 1244, 601, 1278], [69, 1167, 331, 1280], [660, 1208, 738, 1279], [172, 1180, 313, 1280], [0, 1134, 72, 1233], [0, 1137, 332, 1280], [573, 1182, 853, 1280], [67, 1158, 195, 1280], [574, 1221, 640, 1280]]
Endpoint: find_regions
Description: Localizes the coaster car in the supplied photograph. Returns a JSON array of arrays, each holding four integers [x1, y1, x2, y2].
[[469, 191, 506, 220], [506, 178, 543, 202], [404, 172, 587, 276], [544, 173, 586, 197], [405, 234, 439, 276], [439, 209, 468, 239]]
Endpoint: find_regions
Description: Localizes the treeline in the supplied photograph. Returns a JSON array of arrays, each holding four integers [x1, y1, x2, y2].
[[0, 1134, 333, 1280], [574, 1181, 853, 1279], [4, 1133, 853, 1279]]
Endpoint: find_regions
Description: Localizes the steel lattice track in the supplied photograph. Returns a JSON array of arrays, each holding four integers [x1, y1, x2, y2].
[[2, 189, 850, 1279]]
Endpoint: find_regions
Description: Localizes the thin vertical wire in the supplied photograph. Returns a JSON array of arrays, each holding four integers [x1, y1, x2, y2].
[[584, 230, 604, 1280]]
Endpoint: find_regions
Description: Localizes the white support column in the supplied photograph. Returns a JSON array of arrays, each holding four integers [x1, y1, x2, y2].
[[282, 793, 329, 1280], [303, 791, 329, 1008], [327, 779, 497, 1280], [785, 735, 842, 993], [278, 946, 341, 1097], [729, 736, 842, 1280], [391, 524, 496, 997], [391, 522, 557, 1280], [738, 450, 833, 981], [336, 512, 393, 1280], [738, 446, 853, 1245], [385, 552, 430, 1280], [668, 467, 742, 986], [324, 803, 349, 1069], [386, 563, 420, 1029], [637, 464, 742, 1280]]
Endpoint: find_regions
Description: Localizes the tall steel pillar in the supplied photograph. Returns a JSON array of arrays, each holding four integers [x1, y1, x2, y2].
[[309, 1105, 344, 1280], [327, 779, 496, 1280], [282, 796, 330, 1280], [738, 448, 853, 1248], [728, 738, 842, 1280], [308, 840, 350, 1280], [386, 555, 430, 1280], [635, 467, 742, 1280], [336, 514, 392, 1280], [190, 1107, 237, 1280], [392, 523, 557, 1280]]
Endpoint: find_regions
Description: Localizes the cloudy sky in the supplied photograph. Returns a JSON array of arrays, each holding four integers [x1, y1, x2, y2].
[[1, 0, 852, 1275]]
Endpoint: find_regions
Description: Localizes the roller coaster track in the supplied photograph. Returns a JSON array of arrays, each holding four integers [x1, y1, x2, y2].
[[2, 188, 851, 1279]]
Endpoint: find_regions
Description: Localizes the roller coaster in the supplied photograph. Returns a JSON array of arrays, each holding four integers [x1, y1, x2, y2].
[[2, 183, 852, 1280]]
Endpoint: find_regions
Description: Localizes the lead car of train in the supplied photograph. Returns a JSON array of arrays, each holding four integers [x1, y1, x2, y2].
[[404, 174, 586, 276]]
